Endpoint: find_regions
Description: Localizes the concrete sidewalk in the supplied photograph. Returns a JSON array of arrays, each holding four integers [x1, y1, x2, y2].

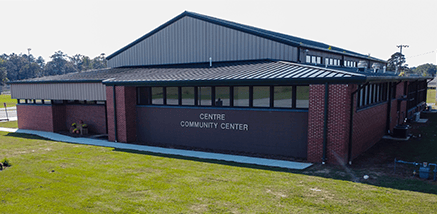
[[0, 127, 312, 170], [0, 106, 17, 121]]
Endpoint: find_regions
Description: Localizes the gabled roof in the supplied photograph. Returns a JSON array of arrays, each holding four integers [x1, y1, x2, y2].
[[106, 11, 386, 63], [11, 60, 428, 86]]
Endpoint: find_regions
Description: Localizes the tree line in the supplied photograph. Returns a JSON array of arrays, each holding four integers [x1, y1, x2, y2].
[[1, 50, 435, 85], [386, 52, 436, 76], [0, 51, 107, 85]]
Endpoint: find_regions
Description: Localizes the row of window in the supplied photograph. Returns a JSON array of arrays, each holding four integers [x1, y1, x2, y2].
[[357, 83, 395, 108], [344, 60, 357, 67], [306, 55, 322, 64], [306, 55, 357, 67], [17, 99, 105, 105], [407, 81, 427, 110], [326, 58, 341, 66], [137, 85, 310, 109]]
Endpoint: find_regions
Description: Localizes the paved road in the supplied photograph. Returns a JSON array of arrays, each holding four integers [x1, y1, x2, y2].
[[0, 106, 17, 121]]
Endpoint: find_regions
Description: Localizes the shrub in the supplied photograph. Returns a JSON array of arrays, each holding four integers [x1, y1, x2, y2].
[[82, 124, 88, 128], [1, 158, 11, 167], [72, 123, 77, 128]]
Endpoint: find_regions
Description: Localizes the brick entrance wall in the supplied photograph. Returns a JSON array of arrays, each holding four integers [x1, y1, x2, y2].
[[17, 105, 56, 132], [65, 105, 107, 134], [17, 104, 107, 134], [106, 86, 137, 143]]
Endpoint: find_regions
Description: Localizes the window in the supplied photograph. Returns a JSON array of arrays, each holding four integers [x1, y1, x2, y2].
[[253, 86, 270, 107], [136, 85, 310, 109], [152, 87, 164, 105], [198, 87, 212, 106], [296, 86, 309, 108], [233, 86, 249, 107], [307, 55, 322, 64], [166, 87, 179, 105], [407, 80, 427, 110], [357, 83, 389, 109], [181, 87, 195, 105], [215, 86, 230, 106], [137, 87, 150, 105], [274, 86, 292, 108]]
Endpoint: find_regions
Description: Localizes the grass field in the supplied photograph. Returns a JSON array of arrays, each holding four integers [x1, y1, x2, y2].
[[0, 94, 17, 108], [0, 120, 17, 128], [1, 127, 437, 213], [427, 88, 436, 105]]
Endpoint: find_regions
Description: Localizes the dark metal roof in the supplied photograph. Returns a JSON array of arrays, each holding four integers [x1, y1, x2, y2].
[[9, 60, 430, 86], [106, 11, 386, 63], [102, 60, 369, 86]]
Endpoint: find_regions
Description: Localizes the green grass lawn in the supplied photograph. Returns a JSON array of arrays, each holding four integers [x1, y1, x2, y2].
[[0, 94, 17, 107], [1, 131, 437, 213], [427, 88, 436, 105], [0, 121, 17, 128]]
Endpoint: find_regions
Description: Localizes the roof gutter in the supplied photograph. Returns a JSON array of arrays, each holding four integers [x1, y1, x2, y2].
[[8, 79, 103, 84]]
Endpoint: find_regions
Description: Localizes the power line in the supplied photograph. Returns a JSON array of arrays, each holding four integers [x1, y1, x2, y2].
[[406, 50, 435, 59]]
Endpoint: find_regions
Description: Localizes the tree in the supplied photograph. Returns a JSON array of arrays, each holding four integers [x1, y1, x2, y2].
[[70, 54, 94, 72], [92, 53, 107, 69], [44, 51, 77, 76], [0, 58, 8, 84], [36, 56, 45, 70], [412, 63, 436, 77], [387, 52, 408, 73]]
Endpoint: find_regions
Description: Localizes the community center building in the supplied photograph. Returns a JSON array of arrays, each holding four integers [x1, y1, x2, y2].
[[10, 11, 430, 164]]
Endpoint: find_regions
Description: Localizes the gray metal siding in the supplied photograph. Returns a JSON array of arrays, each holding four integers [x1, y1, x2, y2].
[[11, 83, 106, 100], [108, 16, 298, 68]]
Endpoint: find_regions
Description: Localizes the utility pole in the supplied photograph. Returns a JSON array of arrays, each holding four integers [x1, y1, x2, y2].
[[395, 45, 409, 74], [27, 48, 31, 62], [397, 44, 409, 54]]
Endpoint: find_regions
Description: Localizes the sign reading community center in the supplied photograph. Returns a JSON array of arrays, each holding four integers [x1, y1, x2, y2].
[[180, 113, 249, 131]]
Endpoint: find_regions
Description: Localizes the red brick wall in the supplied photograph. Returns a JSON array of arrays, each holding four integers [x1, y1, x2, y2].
[[65, 105, 107, 134], [326, 85, 352, 164], [352, 101, 387, 160], [307, 85, 325, 163], [307, 83, 410, 164], [389, 83, 407, 130], [17, 105, 55, 132], [307, 84, 352, 164], [106, 86, 137, 142]]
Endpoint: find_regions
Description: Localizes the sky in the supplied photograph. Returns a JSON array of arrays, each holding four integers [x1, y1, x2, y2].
[[1, 0, 436, 67]]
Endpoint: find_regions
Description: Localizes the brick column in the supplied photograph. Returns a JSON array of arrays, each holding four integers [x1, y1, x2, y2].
[[106, 86, 137, 143], [307, 84, 352, 164]]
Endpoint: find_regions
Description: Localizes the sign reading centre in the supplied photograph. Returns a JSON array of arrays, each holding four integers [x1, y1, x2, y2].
[[180, 113, 249, 131]]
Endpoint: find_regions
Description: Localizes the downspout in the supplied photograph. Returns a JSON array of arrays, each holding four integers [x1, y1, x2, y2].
[[113, 85, 118, 142], [386, 83, 393, 134], [322, 83, 329, 164], [348, 83, 368, 165]]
